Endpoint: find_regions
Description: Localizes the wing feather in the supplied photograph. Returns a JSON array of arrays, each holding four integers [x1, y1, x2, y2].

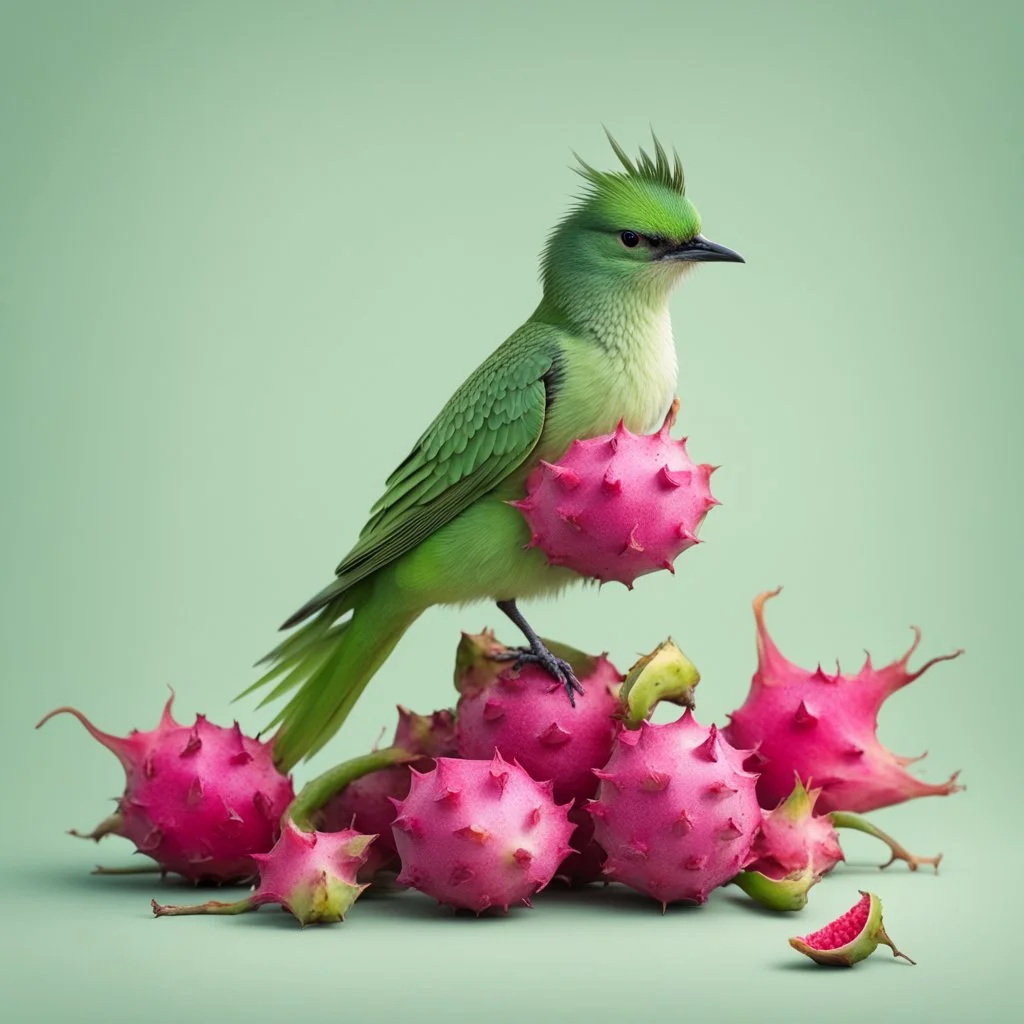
[[323, 328, 557, 595]]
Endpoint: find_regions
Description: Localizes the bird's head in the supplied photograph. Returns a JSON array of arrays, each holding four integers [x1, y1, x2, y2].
[[541, 131, 743, 311]]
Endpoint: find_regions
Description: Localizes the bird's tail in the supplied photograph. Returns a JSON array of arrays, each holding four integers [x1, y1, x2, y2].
[[239, 583, 419, 773]]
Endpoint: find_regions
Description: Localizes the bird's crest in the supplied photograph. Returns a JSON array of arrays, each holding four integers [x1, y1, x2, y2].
[[573, 128, 685, 196]]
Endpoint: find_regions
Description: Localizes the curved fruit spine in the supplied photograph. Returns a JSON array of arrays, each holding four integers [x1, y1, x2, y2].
[[789, 891, 915, 966], [723, 589, 964, 813], [390, 753, 574, 913], [152, 820, 374, 926], [36, 693, 294, 883], [511, 398, 718, 588]]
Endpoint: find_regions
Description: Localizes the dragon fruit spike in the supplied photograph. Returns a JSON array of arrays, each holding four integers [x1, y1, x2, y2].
[[37, 693, 294, 883], [153, 821, 374, 926], [723, 589, 964, 814], [511, 397, 718, 588], [390, 753, 575, 913], [455, 630, 623, 804], [588, 710, 761, 910]]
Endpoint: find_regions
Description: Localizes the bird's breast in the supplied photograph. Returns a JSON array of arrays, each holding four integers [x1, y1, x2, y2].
[[541, 307, 679, 460]]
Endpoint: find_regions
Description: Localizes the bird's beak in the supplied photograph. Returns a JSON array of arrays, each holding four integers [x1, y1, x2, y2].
[[661, 234, 745, 264]]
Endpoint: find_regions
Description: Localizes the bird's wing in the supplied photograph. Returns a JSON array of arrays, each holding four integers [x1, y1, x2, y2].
[[281, 328, 558, 628]]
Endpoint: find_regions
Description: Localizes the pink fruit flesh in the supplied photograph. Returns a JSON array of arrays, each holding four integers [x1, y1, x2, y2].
[[800, 892, 872, 950]]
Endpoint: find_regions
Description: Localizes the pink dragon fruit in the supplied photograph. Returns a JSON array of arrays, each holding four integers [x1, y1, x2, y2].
[[557, 805, 608, 885], [587, 711, 761, 909], [454, 630, 623, 804], [152, 820, 374, 925], [723, 590, 964, 813], [733, 779, 845, 910], [316, 706, 456, 878], [37, 693, 294, 882], [511, 398, 718, 588], [748, 779, 846, 877], [735, 778, 945, 911], [390, 753, 574, 913]]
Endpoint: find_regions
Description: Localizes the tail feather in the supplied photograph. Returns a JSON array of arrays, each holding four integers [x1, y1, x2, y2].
[[238, 623, 352, 708], [278, 574, 358, 631], [241, 586, 418, 772]]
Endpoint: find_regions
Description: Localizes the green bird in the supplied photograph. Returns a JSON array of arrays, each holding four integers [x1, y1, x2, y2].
[[247, 132, 743, 772]]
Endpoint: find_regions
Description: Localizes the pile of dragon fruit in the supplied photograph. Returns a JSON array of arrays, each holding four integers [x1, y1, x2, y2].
[[38, 404, 962, 966]]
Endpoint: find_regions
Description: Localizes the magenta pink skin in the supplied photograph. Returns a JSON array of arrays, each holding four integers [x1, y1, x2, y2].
[[318, 769, 408, 876], [44, 695, 294, 882], [746, 792, 844, 880], [318, 707, 458, 876], [456, 656, 623, 804], [512, 415, 718, 588], [556, 804, 607, 885], [390, 754, 575, 913], [249, 821, 369, 910], [588, 712, 761, 907], [723, 591, 964, 814]]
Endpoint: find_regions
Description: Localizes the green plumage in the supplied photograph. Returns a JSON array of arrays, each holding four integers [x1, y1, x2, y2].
[[247, 131, 742, 771]]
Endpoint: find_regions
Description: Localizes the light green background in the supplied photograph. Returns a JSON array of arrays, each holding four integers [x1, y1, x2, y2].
[[2, 1, 1020, 1021]]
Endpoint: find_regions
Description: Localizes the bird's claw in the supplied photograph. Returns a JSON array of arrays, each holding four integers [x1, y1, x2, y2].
[[491, 647, 584, 706]]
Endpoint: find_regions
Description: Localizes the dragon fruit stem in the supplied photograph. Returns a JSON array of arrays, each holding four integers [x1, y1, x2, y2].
[[288, 746, 418, 830], [876, 922, 917, 964], [68, 811, 124, 843], [829, 812, 942, 873], [658, 396, 681, 436], [618, 639, 700, 728], [151, 895, 258, 918], [92, 862, 163, 876]]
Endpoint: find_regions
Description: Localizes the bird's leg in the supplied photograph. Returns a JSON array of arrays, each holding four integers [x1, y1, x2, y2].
[[492, 599, 584, 706]]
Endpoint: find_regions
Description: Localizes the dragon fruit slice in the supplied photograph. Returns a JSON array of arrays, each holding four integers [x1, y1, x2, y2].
[[511, 398, 718, 588], [723, 589, 964, 813], [790, 891, 915, 966], [37, 693, 294, 882], [588, 710, 761, 909], [390, 753, 574, 913], [454, 630, 622, 803], [152, 820, 373, 925]]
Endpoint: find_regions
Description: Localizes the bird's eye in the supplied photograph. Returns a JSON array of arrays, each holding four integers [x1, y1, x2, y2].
[[619, 230, 640, 248]]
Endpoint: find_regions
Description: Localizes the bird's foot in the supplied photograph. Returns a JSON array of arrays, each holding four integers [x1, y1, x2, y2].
[[491, 643, 584, 706]]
